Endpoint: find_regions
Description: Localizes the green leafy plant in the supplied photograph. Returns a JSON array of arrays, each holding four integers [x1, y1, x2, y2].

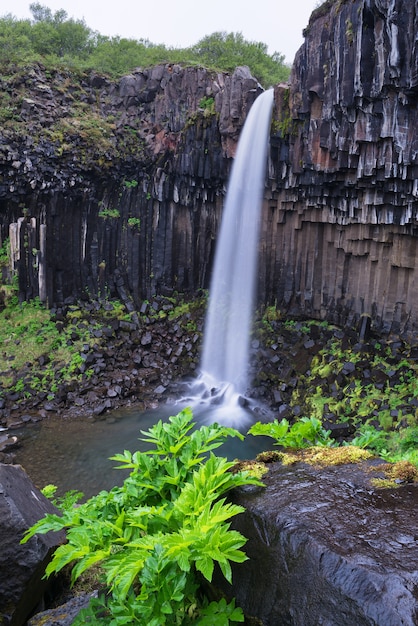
[[0, 236, 10, 267], [41, 484, 84, 510], [22, 408, 262, 624], [98, 207, 120, 219], [283, 319, 311, 334], [349, 425, 387, 451], [127, 217, 141, 230], [349, 424, 418, 466], [198, 96, 214, 110], [123, 179, 138, 188], [198, 96, 215, 117], [248, 416, 335, 449]]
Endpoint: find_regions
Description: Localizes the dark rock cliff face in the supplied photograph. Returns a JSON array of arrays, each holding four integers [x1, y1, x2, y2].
[[0, 63, 261, 305], [266, 0, 418, 338], [2, 0, 418, 338]]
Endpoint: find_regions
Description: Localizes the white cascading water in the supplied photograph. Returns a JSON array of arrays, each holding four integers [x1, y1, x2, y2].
[[192, 88, 274, 418]]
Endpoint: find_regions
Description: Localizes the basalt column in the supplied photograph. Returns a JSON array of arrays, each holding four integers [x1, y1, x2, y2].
[[264, 0, 418, 339], [0, 64, 262, 306]]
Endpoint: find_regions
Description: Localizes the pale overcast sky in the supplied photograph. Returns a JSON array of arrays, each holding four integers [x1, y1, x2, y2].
[[4, 0, 318, 64]]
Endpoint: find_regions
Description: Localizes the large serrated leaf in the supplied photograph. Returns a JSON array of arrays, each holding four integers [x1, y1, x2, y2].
[[195, 554, 214, 581]]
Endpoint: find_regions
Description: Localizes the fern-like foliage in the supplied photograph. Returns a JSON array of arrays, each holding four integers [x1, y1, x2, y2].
[[22, 407, 262, 624]]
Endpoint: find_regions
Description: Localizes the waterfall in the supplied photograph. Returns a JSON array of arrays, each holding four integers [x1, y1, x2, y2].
[[198, 88, 274, 409]]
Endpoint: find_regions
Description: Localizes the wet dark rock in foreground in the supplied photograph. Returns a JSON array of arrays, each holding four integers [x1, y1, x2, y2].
[[217, 460, 418, 626], [0, 464, 65, 626]]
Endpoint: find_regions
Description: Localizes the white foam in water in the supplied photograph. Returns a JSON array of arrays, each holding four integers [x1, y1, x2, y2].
[[184, 89, 274, 424], [181, 374, 259, 430]]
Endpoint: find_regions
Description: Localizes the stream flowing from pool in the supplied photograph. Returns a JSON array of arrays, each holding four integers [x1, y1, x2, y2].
[[14, 89, 275, 498]]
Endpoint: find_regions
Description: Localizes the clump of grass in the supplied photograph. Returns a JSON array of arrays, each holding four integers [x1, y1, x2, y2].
[[298, 445, 373, 466], [370, 460, 418, 488]]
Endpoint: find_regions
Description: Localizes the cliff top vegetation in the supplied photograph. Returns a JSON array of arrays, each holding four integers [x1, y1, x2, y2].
[[304, 0, 349, 34], [0, 3, 290, 88]]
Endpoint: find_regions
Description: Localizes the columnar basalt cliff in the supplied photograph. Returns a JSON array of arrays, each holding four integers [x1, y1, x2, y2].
[[0, 64, 261, 305], [2, 0, 418, 339], [266, 0, 418, 337]]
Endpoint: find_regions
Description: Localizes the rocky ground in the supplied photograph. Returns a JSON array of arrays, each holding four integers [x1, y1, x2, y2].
[[0, 294, 206, 461], [1, 293, 417, 465]]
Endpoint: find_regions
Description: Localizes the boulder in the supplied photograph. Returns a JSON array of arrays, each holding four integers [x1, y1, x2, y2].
[[218, 459, 418, 625], [0, 464, 65, 626], [27, 592, 97, 626]]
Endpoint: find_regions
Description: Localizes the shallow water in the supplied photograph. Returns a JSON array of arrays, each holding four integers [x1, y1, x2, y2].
[[13, 399, 273, 498]]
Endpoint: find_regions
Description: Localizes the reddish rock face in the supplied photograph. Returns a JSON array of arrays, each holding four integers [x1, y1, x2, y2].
[[266, 0, 418, 338]]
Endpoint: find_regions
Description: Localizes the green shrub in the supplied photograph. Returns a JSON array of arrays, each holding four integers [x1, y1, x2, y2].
[[0, 9, 290, 87], [22, 408, 263, 624], [249, 416, 335, 449], [350, 424, 418, 466], [127, 217, 141, 230], [98, 207, 120, 219]]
